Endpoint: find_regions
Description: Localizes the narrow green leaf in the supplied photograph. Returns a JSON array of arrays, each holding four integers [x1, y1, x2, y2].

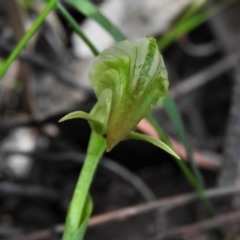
[[0, 0, 58, 79], [158, 0, 237, 50], [158, 13, 206, 50], [145, 113, 201, 191], [177, 0, 208, 23], [80, 195, 93, 225], [163, 96, 205, 189], [128, 131, 180, 160], [57, 3, 99, 56], [145, 113, 217, 219], [74, 195, 93, 240], [65, 0, 125, 41], [74, 220, 88, 240]]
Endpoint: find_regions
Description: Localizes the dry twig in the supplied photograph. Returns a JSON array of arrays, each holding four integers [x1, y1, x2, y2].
[[4, 184, 240, 240]]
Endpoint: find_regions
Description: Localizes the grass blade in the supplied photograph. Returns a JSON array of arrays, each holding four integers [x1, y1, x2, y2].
[[0, 0, 58, 79], [158, 0, 237, 50], [65, 0, 125, 41], [163, 96, 205, 189], [57, 3, 99, 56]]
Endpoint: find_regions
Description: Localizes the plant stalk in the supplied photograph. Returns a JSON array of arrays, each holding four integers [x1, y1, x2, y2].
[[63, 131, 106, 240]]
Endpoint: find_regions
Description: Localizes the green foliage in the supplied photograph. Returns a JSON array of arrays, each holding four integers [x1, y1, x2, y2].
[[163, 97, 204, 188], [56, 3, 99, 56], [0, 0, 58, 79], [158, 0, 237, 50], [65, 0, 125, 41]]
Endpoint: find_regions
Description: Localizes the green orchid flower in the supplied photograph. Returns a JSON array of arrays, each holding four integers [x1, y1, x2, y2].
[[60, 36, 178, 158]]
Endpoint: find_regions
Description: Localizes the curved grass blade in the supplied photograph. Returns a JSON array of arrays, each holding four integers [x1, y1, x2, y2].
[[57, 3, 99, 56], [65, 0, 125, 41], [163, 96, 205, 189], [158, 0, 237, 50]]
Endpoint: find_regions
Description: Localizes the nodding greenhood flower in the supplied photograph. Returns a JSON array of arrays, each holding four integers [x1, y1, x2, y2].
[[60, 37, 176, 156]]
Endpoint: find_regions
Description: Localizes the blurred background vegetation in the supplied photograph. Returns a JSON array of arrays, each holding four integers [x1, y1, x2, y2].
[[0, 0, 240, 239]]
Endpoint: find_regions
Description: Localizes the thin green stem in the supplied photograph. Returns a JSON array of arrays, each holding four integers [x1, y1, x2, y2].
[[56, 3, 100, 56], [63, 132, 106, 240], [0, 0, 58, 79]]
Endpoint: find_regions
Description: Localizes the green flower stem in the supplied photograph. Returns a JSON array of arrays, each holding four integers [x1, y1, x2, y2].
[[63, 131, 106, 240], [0, 0, 58, 79], [56, 3, 100, 57]]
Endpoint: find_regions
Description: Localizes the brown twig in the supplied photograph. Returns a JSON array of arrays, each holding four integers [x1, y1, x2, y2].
[[170, 52, 238, 99], [147, 210, 240, 240], [88, 185, 240, 227], [4, 184, 240, 240], [0, 182, 59, 200]]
